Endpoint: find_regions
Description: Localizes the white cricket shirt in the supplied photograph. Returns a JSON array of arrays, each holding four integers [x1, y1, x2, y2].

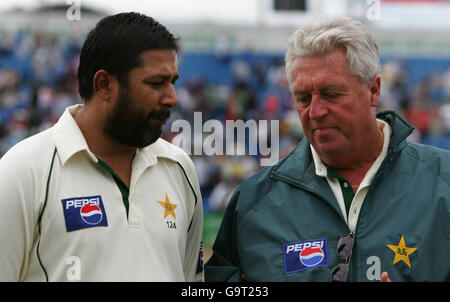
[[311, 119, 392, 232], [0, 104, 203, 281]]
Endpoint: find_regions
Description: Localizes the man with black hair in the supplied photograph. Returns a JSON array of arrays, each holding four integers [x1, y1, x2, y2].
[[0, 12, 203, 282]]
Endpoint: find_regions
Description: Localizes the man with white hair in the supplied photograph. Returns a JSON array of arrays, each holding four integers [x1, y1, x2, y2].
[[205, 16, 450, 282]]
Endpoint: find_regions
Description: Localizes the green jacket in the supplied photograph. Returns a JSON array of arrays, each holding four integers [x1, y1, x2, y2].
[[205, 111, 450, 282]]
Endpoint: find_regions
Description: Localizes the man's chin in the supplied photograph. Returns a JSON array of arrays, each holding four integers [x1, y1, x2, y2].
[[312, 141, 344, 158], [110, 130, 161, 149], [133, 129, 162, 148]]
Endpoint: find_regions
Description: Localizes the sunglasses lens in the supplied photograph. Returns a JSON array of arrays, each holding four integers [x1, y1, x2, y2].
[[331, 233, 354, 282], [336, 234, 354, 259], [331, 263, 349, 282]]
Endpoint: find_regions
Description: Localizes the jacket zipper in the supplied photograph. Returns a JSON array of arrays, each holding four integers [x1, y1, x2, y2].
[[351, 152, 395, 281], [351, 233, 357, 281]]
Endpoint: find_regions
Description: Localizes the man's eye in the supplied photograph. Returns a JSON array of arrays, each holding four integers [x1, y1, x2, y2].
[[323, 93, 341, 100], [297, 96, 311, 105], [148, 82, 163, 87]]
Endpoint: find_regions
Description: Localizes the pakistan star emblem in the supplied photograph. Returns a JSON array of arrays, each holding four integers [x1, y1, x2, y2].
[[157, 192, 177, 219], [386, 235, 417, 268]]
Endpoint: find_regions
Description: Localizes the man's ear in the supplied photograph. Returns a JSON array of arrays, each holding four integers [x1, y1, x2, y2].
[[369, 75, 381, 107], [93, 70, 115, 101]]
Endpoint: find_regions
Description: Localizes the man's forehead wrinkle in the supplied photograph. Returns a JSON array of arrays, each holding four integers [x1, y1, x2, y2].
[[293, 82, 347, 94]]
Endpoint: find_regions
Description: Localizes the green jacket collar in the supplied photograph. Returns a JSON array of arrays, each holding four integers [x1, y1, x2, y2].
[[376, 110, 414, 153], [270, 110, 414, 215], [273, 110, 414, 180]]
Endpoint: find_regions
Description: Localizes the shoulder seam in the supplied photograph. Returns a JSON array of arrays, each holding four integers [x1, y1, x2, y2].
[[175, 162, 198, 233], [403, 145, 450, 187]]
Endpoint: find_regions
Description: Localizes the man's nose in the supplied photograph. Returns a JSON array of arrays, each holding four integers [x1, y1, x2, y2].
[[161, 83, 178, 108], [308, 95, 328, 120]]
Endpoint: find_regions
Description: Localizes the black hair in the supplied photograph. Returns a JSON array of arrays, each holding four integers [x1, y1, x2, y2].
[[77, 12, 180, 101]]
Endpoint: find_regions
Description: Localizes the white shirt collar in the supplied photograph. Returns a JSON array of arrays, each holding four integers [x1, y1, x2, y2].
[[52, 104, 161, 167], [52, 104, 97, 165], [311, 119, 392, 184]]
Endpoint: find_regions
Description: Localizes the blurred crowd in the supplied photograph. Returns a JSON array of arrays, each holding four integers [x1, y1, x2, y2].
[[378, 60, 450, 142], [1, 29, 450, 212], [0, 29, 80, 155]]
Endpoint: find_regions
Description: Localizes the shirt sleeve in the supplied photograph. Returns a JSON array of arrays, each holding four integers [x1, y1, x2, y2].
[[204, 188, 244, 282], [0, 148, 39, 281]]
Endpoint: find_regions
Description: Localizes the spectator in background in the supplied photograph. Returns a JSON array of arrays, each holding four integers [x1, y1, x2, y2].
[[215, 33, 231, 64], [439, 99, 450, 134]]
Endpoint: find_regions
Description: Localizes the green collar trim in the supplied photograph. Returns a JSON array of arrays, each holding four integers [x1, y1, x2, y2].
[[96, 157, 130, 218], [327, 168, 354, 217]]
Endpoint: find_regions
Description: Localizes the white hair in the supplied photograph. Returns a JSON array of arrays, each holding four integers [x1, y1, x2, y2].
[[285, 16, 381, 86]]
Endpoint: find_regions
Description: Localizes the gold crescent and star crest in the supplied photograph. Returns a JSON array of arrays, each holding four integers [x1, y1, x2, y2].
[[386, 235, 417, 268], [157, 192, 177, 219]]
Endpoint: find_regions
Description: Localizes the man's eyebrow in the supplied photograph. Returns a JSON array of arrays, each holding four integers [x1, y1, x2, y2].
[[293, 83, 348, 96], [143, 73, 179, 82], [321, 84, 348, 92], [293, 89, 311, 96]]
